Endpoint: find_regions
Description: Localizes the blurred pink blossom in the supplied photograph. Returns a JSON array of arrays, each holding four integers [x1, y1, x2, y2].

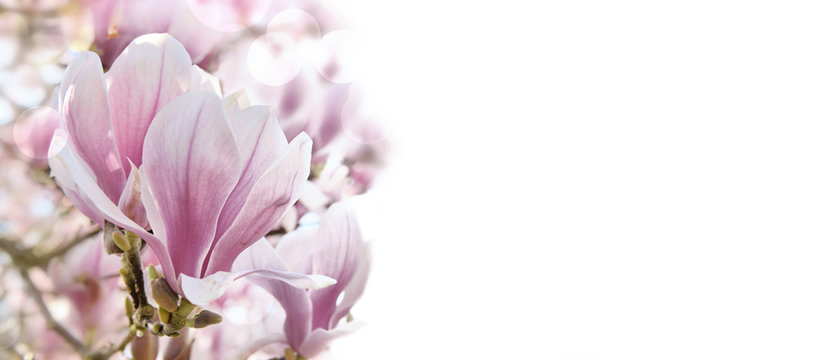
[[47, 237, 126, 344]]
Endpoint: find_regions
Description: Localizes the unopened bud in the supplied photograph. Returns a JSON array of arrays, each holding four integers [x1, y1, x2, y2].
[[124, 297, 133, 318], [158, 307, 171, 324], [112, 231, 132, 251], [148, 265, 161, 280], [151, 278, 179, 312], [191, 310, 222, 328]]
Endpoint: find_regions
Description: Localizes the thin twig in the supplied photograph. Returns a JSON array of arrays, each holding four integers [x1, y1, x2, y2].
[[17, 268, 89, 354], [85, 328, 137, 360], [38, 227, 102, 264]]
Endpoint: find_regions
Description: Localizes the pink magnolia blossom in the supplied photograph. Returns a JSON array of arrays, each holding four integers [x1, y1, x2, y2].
[[48, 33, 332, 302], [239, 202, 371, 358]]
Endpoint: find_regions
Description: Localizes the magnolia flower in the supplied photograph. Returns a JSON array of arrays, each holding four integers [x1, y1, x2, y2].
[[239, 202, 370, 359], [48, 33, 330, 302]]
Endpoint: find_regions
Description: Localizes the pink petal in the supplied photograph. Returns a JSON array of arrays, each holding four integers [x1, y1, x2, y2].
[[309, 202, 364, 330], [329, 242, 371, 329], [203, 133, 312, 274], [179, 271, 237, 306], [211, 106, 286, 249], [189, 65, 221, 96], [106, 33, 193, 174], [141, 91, 241, 278], [297, 321, 364, 358], [274, 226, 318, 273], [245, 271, 313, 353], [117, 162, 148, 228], [222, 90, 251, 115], [60, 51, 124, 202], [182, 239, 334, 305], [49, 140, 176, 284], [230, 238, 335, 290]]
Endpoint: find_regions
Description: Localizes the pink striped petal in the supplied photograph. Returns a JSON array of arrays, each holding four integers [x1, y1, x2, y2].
[[309, 202, 364, 330], [213, 106, 286, 245], [329, 242, 371, 329], [231, 239, 335, 291], [274, 226, 318, 273], [198, 106, 281, 274], [203, 133, 311, 274], [183, 239, 334, 305], [117, 162, 148, 228], [106, 33, 192, 174], [141, 91, 241, 278], [60, 51, 124, 202]]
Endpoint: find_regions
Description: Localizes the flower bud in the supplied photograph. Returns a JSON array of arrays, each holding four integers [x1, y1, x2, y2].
[[112, 231, 132, 252], [158, 307, 171, 324], [124, 297, 133, 318], [148, 265, 162, 280], [190, 310, 222, 328], [151, 278, 179, 312]]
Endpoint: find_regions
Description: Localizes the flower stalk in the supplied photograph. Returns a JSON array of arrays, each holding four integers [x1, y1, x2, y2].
[[112, 230, 154, 329]]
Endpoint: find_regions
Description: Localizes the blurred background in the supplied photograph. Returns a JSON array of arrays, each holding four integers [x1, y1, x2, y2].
[[3, 0, 840, 359]]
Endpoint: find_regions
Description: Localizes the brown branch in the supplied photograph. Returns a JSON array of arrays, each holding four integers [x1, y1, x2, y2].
[[84, 329, 136, 360], [37, 226, 102, 265], [0, 238, 40, 269], [0, 226, 101, 269], [17, 267, 88, 355]]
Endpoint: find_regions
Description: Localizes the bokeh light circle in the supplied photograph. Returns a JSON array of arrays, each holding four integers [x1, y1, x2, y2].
[[266, 9, 322, 43], [315, 30, 360, 84], [247, 32, 302, 86], [187, 0, 271, 32], [12, 106, 63, 160]]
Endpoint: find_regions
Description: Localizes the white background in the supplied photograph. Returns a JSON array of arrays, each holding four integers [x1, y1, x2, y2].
[[329, 1, 840, 359]]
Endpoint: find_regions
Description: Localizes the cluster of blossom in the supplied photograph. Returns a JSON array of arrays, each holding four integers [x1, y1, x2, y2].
[[0, 0, 385, 359]]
